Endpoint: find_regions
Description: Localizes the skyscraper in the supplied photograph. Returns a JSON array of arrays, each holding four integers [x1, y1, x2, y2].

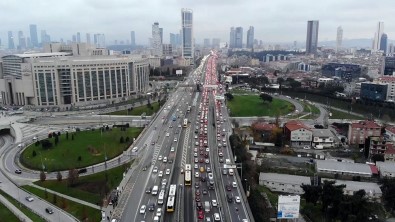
[[8, 31, 15, 49], [181, 8, 193, 59], [170, 33, 177, 47], [212, 38, 220, 48], [373, 22, 384, 51], [235, 27, 243, 48], [41, 30, 50, 45], [29, 24, 38, 47], [76, 32, 81, 43], [336, 26, 343, 53], [130, 31, 136, 46], [380, 33, 388, 54], [203, 38, 211, 48], [18, 31, 26, 49], [93, 34, 105, 48], [159, 28, 163, 44], [151, 22, 162, 56], [306, 20, 319, 54], [86, 33, 91, 44], [247, 26, 254, 48], [229, 27, 235, 48]]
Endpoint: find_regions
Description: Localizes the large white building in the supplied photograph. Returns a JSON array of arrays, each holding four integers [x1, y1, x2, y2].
[[151, 22, 163, 57], [181, 8, 193, 63], [0, 44, 149, 107]]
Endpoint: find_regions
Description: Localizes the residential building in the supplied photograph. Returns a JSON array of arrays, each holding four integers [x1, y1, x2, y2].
[[347, 120, 381, 145], [181, 8, 194, 62], [385, 126, 395, 141], [251, 122, 277, 142], [29, 24, 39, 47], [373, 22, 384, 51], [316, 160, 374, 178], [151, 22, 162, 56], [130, 31, 136, 46], [380, 33, 388, 54], [18, 31, 26, 50], [336, 26, 343, 53], [259, 173, 382, 200], [360, 82, 388, 102], [311, 129, 335, 148], [376, 161, 395, 178], [283, 120, 312, 147], [170, 33, 177, 47], [247, 26, 254, 48], [384, 146, 395, 162], [40, 30, 50, 45], [365, 136, 393, 159], [93, 33, 105, 48], [306, 20, 319, 54], [0, 48, 149, 107]]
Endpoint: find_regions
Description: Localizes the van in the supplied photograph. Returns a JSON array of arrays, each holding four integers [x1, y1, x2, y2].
[[228, 169, 234, 176], [152, 186, 159, 195], [204, 201, 211, 212]]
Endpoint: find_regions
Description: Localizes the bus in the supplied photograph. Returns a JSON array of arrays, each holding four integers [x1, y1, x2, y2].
[[185, 171, 191, 186], [166, 184, 177, 212], [158, 190, 165, 205], [183, 118, 188, 128]]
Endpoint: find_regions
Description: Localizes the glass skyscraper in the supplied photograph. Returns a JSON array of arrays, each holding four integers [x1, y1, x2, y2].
[[181, 8, 193, 60], [306, 20, 319, 54]]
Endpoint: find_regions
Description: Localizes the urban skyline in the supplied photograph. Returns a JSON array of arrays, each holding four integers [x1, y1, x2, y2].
[[0, 0, 395, 46]]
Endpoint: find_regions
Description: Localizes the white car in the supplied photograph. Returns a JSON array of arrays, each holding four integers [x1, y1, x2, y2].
[[214, 213, 220, 221], [195, 172, 200, 178], [194, 158, 199, 163], [194, 147, 198, 152], [212, 199, 218, 207], [194, 152, 198, 157], [163, 157, 167, 163], [194, 164, 198, 169], [25, 196, 34, 202], [153, 166, 158, 173], [156, 208, 162, 217], [174, 138, 178, 142], [171, 147, 175, 152], [205, 159, 210, 164], [195, 141, 199, 146], [303, 145, 311, 150], [206, 148, 210, 152], [235, 196, 241, 203], [140, 205, 146, 214], [158, 171, 163, 177], [166, 169, 170, 175], [166, 133, 170, 137], [178, 124, 181, 128], [232, 181, 237, 188], [158, 155, 163, 161]]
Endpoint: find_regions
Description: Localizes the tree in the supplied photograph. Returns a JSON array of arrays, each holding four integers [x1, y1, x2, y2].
[[321, 180, 345, 217], [125, 136, 130, 143], [259, 93, 273, 103], [120, 136, 125, 143], [32, 150, 37, 157], [71, 134, 74, 140], [67, 169, 79, 187], [41, 140, 53, 150], [371, 154, 384, 163], [48, 133, 53, 139], [224, 93, 234, 101], [301, 184, 322, 205], [78, 156, 82, 161], [54, 136, 59, 145], [66, 132, 69, 140], [277, 77, 285, 89], [379, 177, 395, 212], [40, 171, 46, 182], [57, 171, 63, 181]]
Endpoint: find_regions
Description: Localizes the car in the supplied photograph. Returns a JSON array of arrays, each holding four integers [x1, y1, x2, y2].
[[202, 189, 208, 195], [205, 159, 210, 164], [194, 164, 198, 169], [212, 199, 218, 207], [235, 196, 241, 203], [218, 152, 223, 157], [140, 205, 146, 214], [196, 202, 203, 210], [199, 158, 204, 163], [161, 179, 167, 187], [15, 169, 22, 174], [158, 171, 163, 177], [171, 147, 175, 152], [45, 207, 54, 214], [153, 167, 158, 173], [25, 196, 34, 202], [166, 133, 170, 137], [156, 208, 162, 217], [195, 195, 201, 202], [200, 176, 206, 182], [148, 203, 155, 211], [174, 138, 178, 142], [169, 125, 173, 128], [206, 167, 211, 172], [217, 143, 221, 147], [194, 158, 199, 163], [194, 147, 198, 152], [158, 155, 163, 161], [163, 157, 167, 163], [151, 141, 155, 145], [232, 181, 237, 188], [195, 182, 200, 189], [198, 210, 204, 219], [195, 189, 201, 196], [195, 172, 200, 178], [219, 158, 224, 163], [214, 213, 220, 221], [166, 169, 170, 175], [194, 152, 198, 157], [226, 185, 232, 191], [205, 148, 210, 152], [145, 187, 152, 194], [303, 145, 311, 150]]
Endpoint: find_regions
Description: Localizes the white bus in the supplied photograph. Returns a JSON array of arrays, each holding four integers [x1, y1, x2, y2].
[[158, 190, 165, 205], [166, 184, 177, 212], [183, 118, 188, 128]]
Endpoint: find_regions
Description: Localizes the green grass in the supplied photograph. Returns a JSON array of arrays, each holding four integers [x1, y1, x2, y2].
[[34, 163, 130, 205], [0, 199, 20, 222], [329, 108, 363, 120], [0, 190, 45, 222], [227, 95, 294, 117], [107, 102, 160, 116], [21, 127, 142, 172], [21, 185, 101, 222], [300, 101, 321, 119], [257, 185, 278, 207]]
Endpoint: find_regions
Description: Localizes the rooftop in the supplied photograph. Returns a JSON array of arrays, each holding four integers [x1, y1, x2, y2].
[[312, 128, 334, 137], [259, 173, 311, 185], [351, 120, 381, 129], [323, 179, 382, 195], [285, 120, 310, 131], [316, 160, 373, 176], [376, 161, 395, 173], [5, 52, 71, 58]]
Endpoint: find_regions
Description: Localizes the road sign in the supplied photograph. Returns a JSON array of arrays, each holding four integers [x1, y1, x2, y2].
[[277, 195, 300, 219]]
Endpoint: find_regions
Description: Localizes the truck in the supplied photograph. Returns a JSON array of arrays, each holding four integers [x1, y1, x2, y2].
[[152, 186, 159, 195], [315, 145, 324, 150], [204, 201, 211, 212]]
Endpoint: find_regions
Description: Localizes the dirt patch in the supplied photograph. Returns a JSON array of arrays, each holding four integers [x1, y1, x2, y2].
[[87, 145, 101, 156], [75, 180, 108, 194]]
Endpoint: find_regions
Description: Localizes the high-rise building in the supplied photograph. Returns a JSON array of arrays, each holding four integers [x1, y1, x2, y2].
[[29, 24, 38, 47], [72, 35, 77, 42], [18, 31, 26, 49], [306, 20, 319, 54], [380, 33, 388, 54], [76, 32, 81, 43], [130, 31, 136, 46], [373, 22, 384, 51], [8, 31, 15, 49], [247, 26, 254, 48], [235, 27, 243, 48], [170, 33, 177, 47], [181, 8, 194, 60], [336, 26, 343, 53], [212, 38, 220, 48], [93, 34, 105, 48], [41, 30, 50, 45], [229, 27, 235, 48], [203, 38, 211, 48], [86, 33, 91, 45], [159, 28, 163, 44], [389, 43, 394, 54], [151, 22, 162, 56]]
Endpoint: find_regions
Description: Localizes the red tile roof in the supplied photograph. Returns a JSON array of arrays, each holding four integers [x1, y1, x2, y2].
[[253, 123, 276, 131], [386, 126, 395, 134], [369, 165, 379, 174], [378, 76, 395, 82], [285, 120, 310, 131], [351, 120, 381, 129]]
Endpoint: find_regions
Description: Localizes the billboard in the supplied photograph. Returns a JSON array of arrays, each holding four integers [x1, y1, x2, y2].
[[277, 195, 300, 219], [176, 70, 183, 75]]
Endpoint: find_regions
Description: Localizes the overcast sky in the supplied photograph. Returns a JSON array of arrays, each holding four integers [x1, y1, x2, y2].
[[0, 0, 394, 46]]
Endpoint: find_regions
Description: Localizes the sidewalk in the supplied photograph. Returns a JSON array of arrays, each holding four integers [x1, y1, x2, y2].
[[28, 183, 101, 210], [0, 194, 32, 222]]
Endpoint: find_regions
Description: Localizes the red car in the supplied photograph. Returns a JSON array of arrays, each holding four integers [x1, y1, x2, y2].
[[198, 210, 204, 219]]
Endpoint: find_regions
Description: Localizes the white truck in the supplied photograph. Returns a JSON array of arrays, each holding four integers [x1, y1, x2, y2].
[[204, 201, 211, 212], [152, 185, 159, 195]]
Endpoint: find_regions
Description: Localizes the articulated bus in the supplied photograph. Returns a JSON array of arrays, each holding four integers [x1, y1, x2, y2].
[[185, 170, 191, 186], [166, 184, 177, 212], [183, 118, 188, 128]]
